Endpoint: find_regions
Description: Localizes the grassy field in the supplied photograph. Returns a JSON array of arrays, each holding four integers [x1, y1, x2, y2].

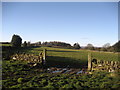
[[2, 45, 120, 68], [18, 46, 120, 68], [2, 46, 120, 89], [24, 46, 119, 60], [0, 44, 11, 46], [2, 59, 120, 89]]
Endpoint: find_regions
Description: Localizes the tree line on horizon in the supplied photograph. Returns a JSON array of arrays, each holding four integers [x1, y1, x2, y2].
[[2, 34, 120, 52]]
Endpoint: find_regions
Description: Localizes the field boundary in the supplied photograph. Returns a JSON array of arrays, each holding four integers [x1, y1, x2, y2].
[[88, 53, 120, 72], [11, 49, 47, 66]]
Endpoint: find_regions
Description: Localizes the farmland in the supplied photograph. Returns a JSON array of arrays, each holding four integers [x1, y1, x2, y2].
[[2, 45, 120, 89], [20, 46, 120, 68], [2, 2, 119, 89]]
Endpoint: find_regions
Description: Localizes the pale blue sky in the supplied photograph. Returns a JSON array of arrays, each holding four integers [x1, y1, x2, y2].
[[2, 2, 118, 47]]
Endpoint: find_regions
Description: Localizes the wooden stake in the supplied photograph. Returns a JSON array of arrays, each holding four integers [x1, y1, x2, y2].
[[88, 52, 92, 71], [43, 49, 46, 63]]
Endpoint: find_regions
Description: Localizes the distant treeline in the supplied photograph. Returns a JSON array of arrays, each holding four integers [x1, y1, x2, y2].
[[1, 34, 120, 52], [2, 40, 120, 52], [112, 40, 120, 52], [26, 41, 120, 52], [0, 42, 10, 44], [41, 41, 73, 48]]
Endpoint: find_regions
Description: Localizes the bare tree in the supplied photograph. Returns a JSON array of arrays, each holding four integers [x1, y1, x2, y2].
[[85, 44, 94, 50], [103, 43, 110, 48]]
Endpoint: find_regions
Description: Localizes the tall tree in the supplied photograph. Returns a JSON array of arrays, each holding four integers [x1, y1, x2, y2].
[[86, 44, 94, 50], [11, 34, 22, 47], [103, 43, 110, 48], [23, 41, 27, 47], [73, 43, 81, 49], [112, 40, 120, 52], [101, 43, 110, 51], [27, 41, 31, 47]]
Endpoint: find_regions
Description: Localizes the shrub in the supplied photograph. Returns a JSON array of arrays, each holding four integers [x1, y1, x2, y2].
[[73, 43, 81, 49], [23, 41, 27, 47], [85, 44, 94, 50], [11, 34, 22, 47]]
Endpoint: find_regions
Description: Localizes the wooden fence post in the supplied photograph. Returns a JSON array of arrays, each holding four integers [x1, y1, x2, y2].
[[43, 49, 46, 64], [88, 52, 92, 71]]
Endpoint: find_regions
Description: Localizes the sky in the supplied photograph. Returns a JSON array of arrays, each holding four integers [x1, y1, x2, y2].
[[2, 2, 118, 47]]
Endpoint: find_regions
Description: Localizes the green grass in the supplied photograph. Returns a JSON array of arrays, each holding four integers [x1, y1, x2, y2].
[[0, 44, 11, 46], [2, 59, 120, 89], [15, 46, 119, 68], [24, 46, 119, 61], [2, 46, 120, 89], [1, 44, 119, 62], [2, 46, 119, 68]]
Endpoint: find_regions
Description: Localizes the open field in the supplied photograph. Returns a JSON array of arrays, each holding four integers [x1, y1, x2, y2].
[[0, 44, 11, 46], [2, 46, 120, 89], [2, 58, 120, 89], [22, 46, 120, 61], [19, 46, 120, 68], [2, 45, 120, 68], [2, 2, 119, 89]]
